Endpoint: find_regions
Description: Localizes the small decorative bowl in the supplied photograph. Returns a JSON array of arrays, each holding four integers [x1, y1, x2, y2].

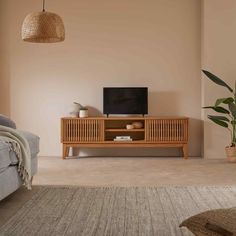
[[126, 124, 134, 130], [132, 122, 143, 129]]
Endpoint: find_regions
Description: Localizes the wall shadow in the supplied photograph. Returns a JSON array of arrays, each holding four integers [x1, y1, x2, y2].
[[87, 106, 103, 117], [188, 117, 203, 157]]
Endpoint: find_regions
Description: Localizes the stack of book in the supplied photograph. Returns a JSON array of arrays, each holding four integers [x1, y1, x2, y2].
[[113, 136, 133, 141]]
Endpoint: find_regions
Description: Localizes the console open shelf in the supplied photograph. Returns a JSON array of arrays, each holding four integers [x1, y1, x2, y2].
[[61, 116, 189, 159]]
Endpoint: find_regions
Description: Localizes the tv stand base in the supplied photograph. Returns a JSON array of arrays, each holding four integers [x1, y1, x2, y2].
[[62, 143, 189, 159]]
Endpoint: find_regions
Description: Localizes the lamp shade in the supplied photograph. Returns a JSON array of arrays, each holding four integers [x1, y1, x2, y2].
[[22, 11, 65, 43]]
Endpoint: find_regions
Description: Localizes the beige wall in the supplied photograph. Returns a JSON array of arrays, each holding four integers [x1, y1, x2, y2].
[[2, 0, 202, 157], [202, 0, 236, 159], [0, 2, 10, 116]]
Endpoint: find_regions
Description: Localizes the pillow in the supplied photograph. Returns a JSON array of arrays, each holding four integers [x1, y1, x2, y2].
[[180, 208, 236, 236], [0, 114, 16, 129]]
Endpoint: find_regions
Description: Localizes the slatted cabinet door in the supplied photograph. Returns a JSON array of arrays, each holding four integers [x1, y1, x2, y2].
[[145, 118, 188, 143], [61, 118, 104, 143]]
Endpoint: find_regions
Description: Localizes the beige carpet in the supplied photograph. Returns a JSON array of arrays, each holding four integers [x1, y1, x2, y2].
[[1, 186, 236, 236], [34, 157, 236, 186]]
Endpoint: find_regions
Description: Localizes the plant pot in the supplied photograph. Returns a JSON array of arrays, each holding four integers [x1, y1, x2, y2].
[[225, 146, 236, 163], [79, 110, 88, 118]]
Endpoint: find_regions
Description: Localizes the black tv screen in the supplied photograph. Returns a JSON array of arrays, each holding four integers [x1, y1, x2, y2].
[[103, 87, 148, 115]]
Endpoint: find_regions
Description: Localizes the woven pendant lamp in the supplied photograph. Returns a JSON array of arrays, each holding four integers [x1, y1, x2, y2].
[[22, 0, 65, 43]]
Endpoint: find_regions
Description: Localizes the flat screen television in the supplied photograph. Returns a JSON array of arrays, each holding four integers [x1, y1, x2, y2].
[[103, 87, 148, 116]]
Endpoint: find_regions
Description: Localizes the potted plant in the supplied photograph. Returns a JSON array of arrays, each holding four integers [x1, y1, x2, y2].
[[202, 70, 236, 162], [70, 102, 83, 117]]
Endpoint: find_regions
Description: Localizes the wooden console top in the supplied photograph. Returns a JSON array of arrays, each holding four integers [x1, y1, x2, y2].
[[62, 116, 188, 120]]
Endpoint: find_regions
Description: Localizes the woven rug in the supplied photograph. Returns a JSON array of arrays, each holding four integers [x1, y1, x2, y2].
[[1, 186, 236, 236]]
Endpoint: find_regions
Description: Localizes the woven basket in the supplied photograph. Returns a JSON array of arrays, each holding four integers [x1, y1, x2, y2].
[[225, 146, 236, 163], [22, 11, 65, 43]]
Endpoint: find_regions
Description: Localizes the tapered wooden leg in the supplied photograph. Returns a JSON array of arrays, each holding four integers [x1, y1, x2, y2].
[[63, 145, 70, 159], [183, 144, 188, 159]]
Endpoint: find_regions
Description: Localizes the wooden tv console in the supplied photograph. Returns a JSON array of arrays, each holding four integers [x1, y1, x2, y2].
[[61, 116, 189, 159]]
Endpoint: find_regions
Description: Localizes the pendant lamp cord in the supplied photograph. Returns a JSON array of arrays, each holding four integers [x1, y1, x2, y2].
[[42, 0, 45, 12]]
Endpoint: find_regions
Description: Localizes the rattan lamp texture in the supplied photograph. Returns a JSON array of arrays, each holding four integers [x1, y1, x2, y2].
[[21, 0, 65, 43]]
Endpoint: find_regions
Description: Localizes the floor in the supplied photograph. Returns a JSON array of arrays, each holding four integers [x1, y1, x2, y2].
[[1, 156, 236, 228], [34, 156, 236, 186]]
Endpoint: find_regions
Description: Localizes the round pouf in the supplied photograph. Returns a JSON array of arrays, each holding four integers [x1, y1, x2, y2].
[[22, 11, 65, 43]]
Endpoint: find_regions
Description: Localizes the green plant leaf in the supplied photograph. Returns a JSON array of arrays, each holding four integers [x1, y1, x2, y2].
[[208, 115, 230, 122], [229, 103, 236, 118], [202, 70, 233, 93], [208, 115, 229, 128], [203, 106, 230, 114], [215, 97, 234, 107]]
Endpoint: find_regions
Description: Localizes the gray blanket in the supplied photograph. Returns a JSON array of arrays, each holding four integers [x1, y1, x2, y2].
[[0, 125, 31, 189]]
